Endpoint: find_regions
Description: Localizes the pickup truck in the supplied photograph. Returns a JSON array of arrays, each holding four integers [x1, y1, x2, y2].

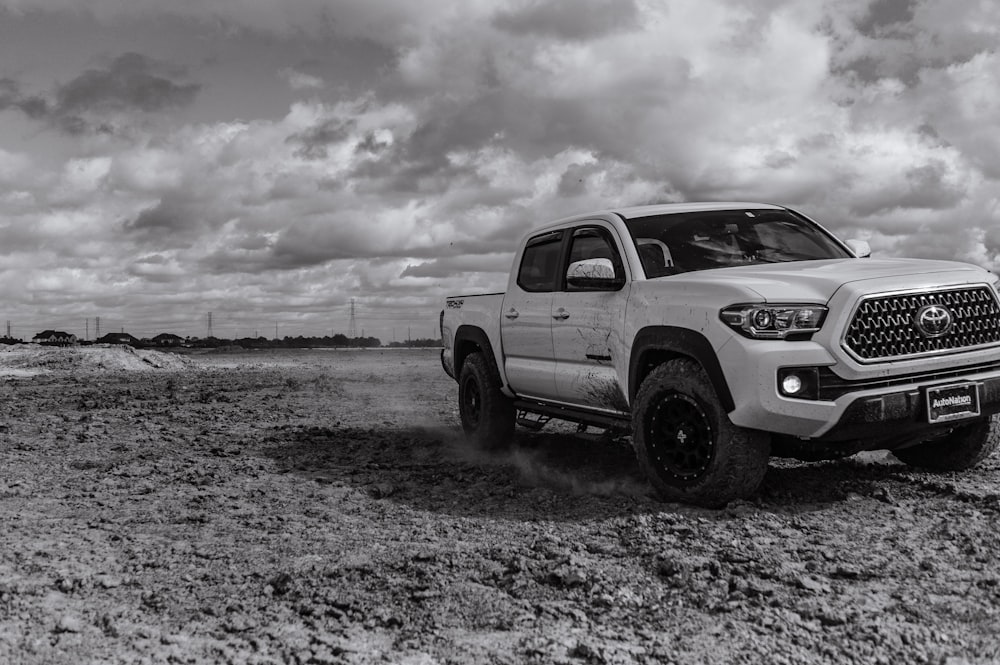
[[440, 202, 1000, 506]]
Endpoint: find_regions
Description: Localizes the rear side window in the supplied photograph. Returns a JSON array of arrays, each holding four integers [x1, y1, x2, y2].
[[517, 230, 564, 292]]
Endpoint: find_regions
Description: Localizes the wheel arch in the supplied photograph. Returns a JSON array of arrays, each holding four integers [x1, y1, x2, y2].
[[454, 325, 504, 386], [629, 326, 735, 413]]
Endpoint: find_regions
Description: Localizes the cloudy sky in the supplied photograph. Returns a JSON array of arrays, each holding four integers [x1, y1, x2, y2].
[[1, 0, 999, 342]]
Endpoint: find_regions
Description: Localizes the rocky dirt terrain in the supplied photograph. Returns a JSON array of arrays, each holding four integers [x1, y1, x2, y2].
[[1, 345, 999, 664]]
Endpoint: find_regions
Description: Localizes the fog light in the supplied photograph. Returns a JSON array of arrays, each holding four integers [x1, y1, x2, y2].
[[781, 374, 803, 395], [777, 367, 820, 400]]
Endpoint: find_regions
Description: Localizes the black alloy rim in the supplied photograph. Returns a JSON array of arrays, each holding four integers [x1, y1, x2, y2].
[[461, 375, 482, 427], [647, 392, 714, 481]]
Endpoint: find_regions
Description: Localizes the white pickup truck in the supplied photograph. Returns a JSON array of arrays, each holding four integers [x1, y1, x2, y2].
[[440, 202, 1000, 506]]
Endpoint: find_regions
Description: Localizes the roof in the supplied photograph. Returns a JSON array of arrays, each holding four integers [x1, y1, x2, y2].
[[538, 202, 786, 230], [33, 330, 73, 339], [612, 202, 784, 219], [97, 333, 139, 342]]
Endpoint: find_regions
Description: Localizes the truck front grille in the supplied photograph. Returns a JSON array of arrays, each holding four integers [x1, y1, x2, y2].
[[843, 286, 1000, 362]]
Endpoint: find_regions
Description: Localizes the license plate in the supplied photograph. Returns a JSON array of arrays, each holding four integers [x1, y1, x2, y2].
[[925, 382, 981, 423]]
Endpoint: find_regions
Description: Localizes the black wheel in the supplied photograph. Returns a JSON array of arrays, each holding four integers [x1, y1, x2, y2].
[[633, 359, 770, 507], [893, 415, 1000, 471], [458, 351, 515, 449]]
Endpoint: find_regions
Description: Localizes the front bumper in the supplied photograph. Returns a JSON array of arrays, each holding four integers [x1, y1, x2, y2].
[[719, 338, 1000, 439], [819, 371, 1000, 442]]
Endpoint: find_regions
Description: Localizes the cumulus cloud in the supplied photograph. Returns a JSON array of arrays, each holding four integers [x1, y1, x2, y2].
[[0, 52, 200, 135], [491, 0, 640, 41], [279, 67, 324, 91], [0, 0, 457, 42]]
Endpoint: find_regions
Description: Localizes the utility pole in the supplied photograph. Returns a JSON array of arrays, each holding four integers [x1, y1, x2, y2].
[[275, 322, 278, 340], [349, 298, 357, 338], [96, 316, 101, 339], [85, 319, 88, 341], [207, 312, 213, 338]]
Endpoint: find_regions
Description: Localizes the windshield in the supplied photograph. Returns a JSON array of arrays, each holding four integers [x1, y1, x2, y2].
[[624, 209, 852, 277]]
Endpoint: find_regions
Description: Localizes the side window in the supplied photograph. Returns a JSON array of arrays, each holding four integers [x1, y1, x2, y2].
[[566, 226, 624, 291], [517, 230, 564, 292]]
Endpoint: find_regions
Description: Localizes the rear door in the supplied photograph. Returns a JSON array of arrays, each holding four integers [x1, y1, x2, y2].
[[500, 229, 563, 400], [551, 224, 630, 412]]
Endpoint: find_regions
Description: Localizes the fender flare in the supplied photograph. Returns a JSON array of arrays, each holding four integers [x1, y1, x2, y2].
[[628, 326, 735, 413], [453, 325, 504, 386]]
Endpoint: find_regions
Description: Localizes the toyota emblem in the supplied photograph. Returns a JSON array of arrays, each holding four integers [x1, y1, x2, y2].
[[914, 304, 953, 337]]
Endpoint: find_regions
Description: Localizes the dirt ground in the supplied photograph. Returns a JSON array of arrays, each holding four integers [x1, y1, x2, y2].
[[1, 346, 999, 664]]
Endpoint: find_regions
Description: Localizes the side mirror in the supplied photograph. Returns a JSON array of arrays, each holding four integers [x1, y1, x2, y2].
[[567, 258, 624, 290], [845, 239, 871, 258]]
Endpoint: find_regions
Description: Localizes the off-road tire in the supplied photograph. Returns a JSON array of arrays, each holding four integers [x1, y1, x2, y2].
[[632, 359, 770, 507], [458, 351, 515, 450], [893, 415, 1000, 471]]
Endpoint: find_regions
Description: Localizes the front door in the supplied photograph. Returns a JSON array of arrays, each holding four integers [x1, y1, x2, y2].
[[551, 225, 630, 412]]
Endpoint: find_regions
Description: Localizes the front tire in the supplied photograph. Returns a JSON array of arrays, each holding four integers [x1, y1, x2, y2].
[[893, 415, 1000, 471], [632, 359, 770, 507], [458, 351, 515, 449]]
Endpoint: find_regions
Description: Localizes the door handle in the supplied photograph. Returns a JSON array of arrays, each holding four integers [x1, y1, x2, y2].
[[552, 308, 570, 320], [504, 308, 519, 320]]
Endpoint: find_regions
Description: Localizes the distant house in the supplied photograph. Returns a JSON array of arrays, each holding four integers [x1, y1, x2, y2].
[[151, 333, 184, 347], [96, 332, 139, 346], [32, 330, 77, 346]]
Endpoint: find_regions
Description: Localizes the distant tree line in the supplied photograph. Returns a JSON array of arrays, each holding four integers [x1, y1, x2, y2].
[[385, 338, 443, 348], [186, 334, 441, 349], [11, 332, 444, 349], [186, 334, 383, 349]]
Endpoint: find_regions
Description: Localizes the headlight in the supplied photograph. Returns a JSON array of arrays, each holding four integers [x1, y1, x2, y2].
[[720, 304, 828, 339]]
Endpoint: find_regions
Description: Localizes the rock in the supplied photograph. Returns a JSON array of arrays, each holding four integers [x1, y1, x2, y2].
[[268, 572, 295, 596], [55, 615, 83, 633], [371, 482, 396, 498], [817, 607, 850, 626], [797, 575, 831, 594], [95, 574, 122, 589], [657, 557, 689, 578], [55, 578, 76, 593], [873, 487, 896, 504]]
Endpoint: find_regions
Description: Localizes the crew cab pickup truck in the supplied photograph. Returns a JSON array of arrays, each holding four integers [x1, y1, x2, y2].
[[440, 202, 1000, 506]]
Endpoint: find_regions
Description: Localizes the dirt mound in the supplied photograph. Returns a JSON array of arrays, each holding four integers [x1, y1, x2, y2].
[[0, 344, 192, 375]]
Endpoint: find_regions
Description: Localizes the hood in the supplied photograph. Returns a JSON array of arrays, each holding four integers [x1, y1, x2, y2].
[[661, 258, 990, 303]]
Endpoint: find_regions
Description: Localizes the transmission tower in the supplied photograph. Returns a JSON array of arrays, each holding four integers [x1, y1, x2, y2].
[[207, 312, 213, 338], [95, 316, 101, 339], [348, 298, 358, 338]]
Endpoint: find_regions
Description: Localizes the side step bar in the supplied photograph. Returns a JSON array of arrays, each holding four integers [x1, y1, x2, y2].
[[512, 399, 631, 432], [515, 411, 552, 431]]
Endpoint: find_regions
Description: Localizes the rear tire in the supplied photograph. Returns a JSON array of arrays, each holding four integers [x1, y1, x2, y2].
[[458, 351, 515, 449], [633, 359, 770, 507], [893, 415, 1000, 471]]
